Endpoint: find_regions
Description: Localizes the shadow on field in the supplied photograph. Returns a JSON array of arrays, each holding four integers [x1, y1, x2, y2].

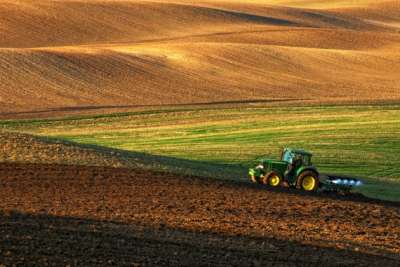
[[38, 135, 249, 181], [16, 135, 400, 206], [0, 99, 306, 121], [1, 210, 398, 266], [0, 98, 299, 119]]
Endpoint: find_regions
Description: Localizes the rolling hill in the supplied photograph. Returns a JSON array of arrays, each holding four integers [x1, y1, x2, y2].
[[0, 0, 399, 116]]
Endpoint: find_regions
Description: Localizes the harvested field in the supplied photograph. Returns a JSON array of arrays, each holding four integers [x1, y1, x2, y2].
[[1, 163, 399, 266], [1, 0, 400, 117]]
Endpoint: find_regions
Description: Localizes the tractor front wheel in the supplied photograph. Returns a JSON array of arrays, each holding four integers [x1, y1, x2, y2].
[[297, 171, 319, 192], [263, 171, 282, 187]]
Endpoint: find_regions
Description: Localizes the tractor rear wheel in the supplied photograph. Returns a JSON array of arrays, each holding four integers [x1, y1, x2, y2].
[[297, 171, 319, 192], [263, 171, 282, 187]]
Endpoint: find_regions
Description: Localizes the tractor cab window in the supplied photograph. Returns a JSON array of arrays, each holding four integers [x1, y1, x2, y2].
[[282, 150, 312, 166], [282, 150, 294, 163], [293, 154, 311, 166]]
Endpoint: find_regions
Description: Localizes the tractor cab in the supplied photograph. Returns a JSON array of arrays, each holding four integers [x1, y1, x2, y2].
[[281, 148, 312, 167]]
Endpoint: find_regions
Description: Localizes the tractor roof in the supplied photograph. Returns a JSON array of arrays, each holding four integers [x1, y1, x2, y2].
[[285, 148, 312, 156]]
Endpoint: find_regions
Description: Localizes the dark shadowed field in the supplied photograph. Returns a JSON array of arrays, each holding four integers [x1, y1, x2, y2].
[[0, 163, 399, 266]]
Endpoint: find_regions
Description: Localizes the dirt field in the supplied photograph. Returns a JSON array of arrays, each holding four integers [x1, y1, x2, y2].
[[1, 0, 400, 117], [0, 163, 399, 266]]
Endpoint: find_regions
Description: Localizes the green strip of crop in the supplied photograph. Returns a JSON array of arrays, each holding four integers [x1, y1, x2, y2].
[[1, 104, 400, 201]]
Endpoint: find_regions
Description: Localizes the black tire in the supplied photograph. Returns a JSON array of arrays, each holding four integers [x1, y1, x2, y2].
[[297, 170, 319, 192], [262, 171, 283, 187]]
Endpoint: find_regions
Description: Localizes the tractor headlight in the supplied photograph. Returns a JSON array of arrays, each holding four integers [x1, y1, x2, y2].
[[355, 180, 363, 186], [349, 180, 356, 185], [343, 179, 349, 184], [331, 179, 342, 184]]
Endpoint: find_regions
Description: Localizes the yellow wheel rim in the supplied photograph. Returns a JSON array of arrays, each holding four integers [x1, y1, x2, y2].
[[269, 175, 280, 187], [302, 176, 316, 191]]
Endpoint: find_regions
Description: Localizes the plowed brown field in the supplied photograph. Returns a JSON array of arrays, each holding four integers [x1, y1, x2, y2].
[[1, 163, 399, 266], [1, 0, 400, 117]]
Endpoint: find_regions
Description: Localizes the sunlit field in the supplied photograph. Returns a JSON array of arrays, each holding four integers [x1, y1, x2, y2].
[[2, 104, 400, 201], [1, 0, 400, 116]]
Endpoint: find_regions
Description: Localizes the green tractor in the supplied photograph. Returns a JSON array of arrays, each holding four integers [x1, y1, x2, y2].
[[249, 148, 363, 192]]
